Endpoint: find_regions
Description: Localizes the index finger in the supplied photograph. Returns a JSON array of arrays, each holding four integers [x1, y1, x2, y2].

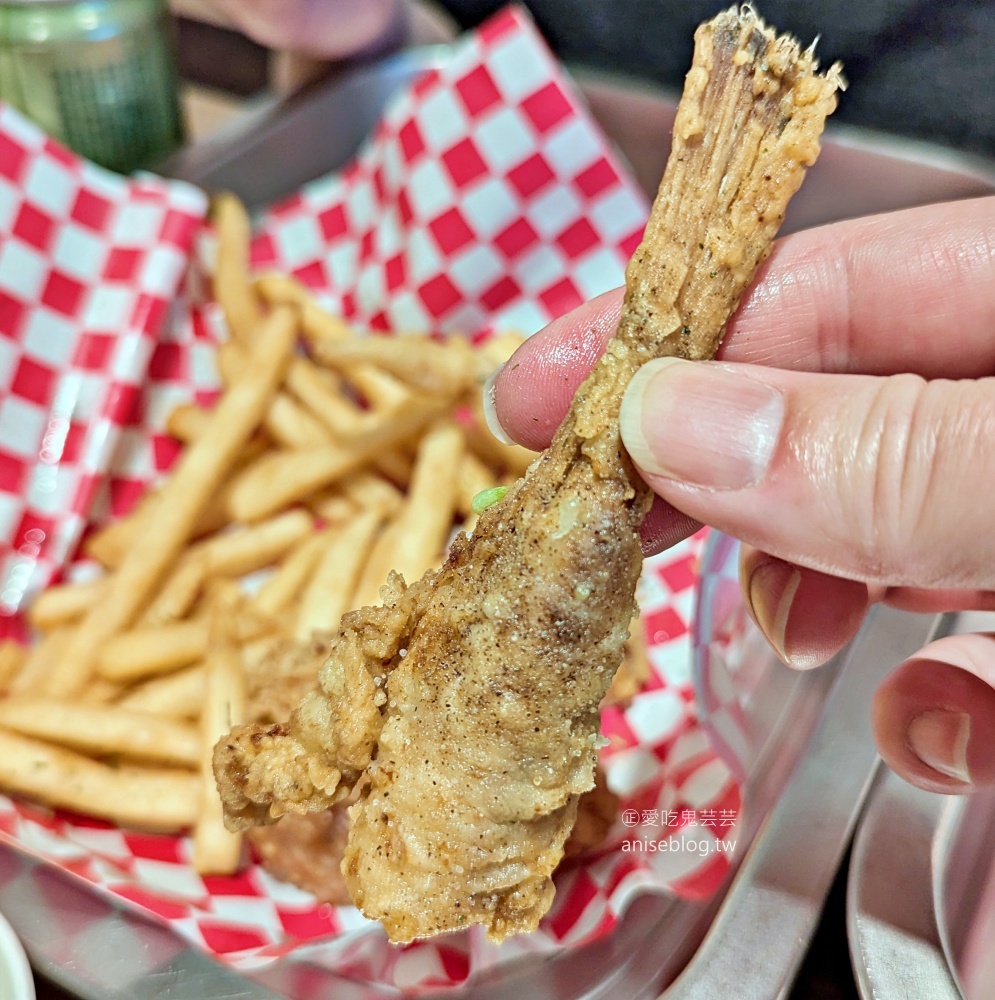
[[492, 196, 995, 450]]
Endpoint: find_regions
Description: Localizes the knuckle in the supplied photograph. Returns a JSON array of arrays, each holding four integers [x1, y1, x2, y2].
[[843, 375, 995, 585], [845, 373, 926, 578]]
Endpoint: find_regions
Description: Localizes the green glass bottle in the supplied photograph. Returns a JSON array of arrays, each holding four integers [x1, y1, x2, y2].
[[0, 0, 184, 173]]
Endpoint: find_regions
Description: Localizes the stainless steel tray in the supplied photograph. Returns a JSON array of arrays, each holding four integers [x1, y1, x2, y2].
[[6, 43, 995, 1000], [849, 611, 995, 1000]]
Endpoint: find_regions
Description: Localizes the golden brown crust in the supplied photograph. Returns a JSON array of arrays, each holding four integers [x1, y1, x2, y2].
[[214, 6, 840, 943], [244, 633, 330, 725], [246, 791, 359, 906], [562, 766, 620, 860], [603, 616, 651, 707]]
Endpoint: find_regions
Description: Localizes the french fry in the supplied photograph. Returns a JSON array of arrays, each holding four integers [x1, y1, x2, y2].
[[264, 393, 330, 449], [315, 335, 479, 396], [226, 394, 445, 522], [27, 576, 104, 631], [89, 498, 194, 573], [255, 272, 328, 314], [212, 192, 262, 343], [284, 357, 370, 438], [252, 531, 332, 619], [225, 446, 368, 523], [605, 615, 651, 706], [193, 612, 246, 875], [219, 340, 333, 450], [82, 678, 125, 705], [0, 641, 26, 694], [97, 438, 272, 579], [84, 491, 158, 568], [207, 582, 281, 644], [214, 339, 242, 383], [341, 471, 403, 516], [301, 308, 416, 412], [191, 488, 237, 541], [87, 476, 244, 572], [152, 504, 309, 623], [298, 300, 417, 408], [295, 507, 386, 640], [136, 580, 279, 658], [140, 551, 206, 626], [372, 448, 414, 486], [299, 298, 355, 344], [240, 633, 286, 675], [0, 729, 198, 831], [166, 392, 329, 459], [15, 184, 606, 853], [307, 491, 357, 525], [0, 697, 201, 767], [117, 664, 206, 718], [97, 619, 209, 682], [388, 421, 464, 584], [347, 364, 413, 411], [354, 421, 463, 607], [166, 402, 213, 443], [198, 510, 314, 578], [44, 306, 297, 697], [11, 627, 72, 696]]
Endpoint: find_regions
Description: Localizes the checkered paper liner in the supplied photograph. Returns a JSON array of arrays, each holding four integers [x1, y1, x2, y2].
[[0, 6, 744, 991], [0, 106, 207, 634]]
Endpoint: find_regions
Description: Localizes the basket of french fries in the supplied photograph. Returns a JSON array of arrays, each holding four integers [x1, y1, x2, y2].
[[0, 7, 741, 988]]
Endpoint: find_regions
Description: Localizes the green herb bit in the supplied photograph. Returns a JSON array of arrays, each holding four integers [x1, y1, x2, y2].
[[471, 486, 509, 514]]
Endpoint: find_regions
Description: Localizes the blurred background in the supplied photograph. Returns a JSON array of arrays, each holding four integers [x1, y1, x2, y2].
[[173, 0, 995, 158]]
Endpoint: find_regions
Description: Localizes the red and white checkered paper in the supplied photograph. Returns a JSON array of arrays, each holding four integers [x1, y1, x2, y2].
[[0, 7, 742, 991], [0, 105, 207, 633]]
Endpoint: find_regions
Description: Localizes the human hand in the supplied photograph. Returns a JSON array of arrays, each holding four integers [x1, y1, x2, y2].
[[487, 195, 995, 795], [192, 0, 405, 59]]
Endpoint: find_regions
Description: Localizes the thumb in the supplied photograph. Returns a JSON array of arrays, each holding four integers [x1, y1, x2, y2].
[[620, 359, 995, 589]]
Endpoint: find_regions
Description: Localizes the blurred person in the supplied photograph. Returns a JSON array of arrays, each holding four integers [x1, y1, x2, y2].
[[189, 0, 410, 61], [205, 0, 995, 155]]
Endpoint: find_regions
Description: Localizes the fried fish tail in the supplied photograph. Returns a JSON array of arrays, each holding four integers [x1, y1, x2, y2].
[[214, 574, 417, 826], [214, 6, 841, 943], [570, 6, 842, 457]]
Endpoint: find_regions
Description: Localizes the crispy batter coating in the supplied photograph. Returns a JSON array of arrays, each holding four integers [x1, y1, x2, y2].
[[604, 616, 651, 707], [244, 631, 626, 899], [215, 7, 841, 943], [562, 765, 620, 861], [247, 791, 358, 907], [244, 632, 331, 724]]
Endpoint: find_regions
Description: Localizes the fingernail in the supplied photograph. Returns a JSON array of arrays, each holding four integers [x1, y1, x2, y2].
[[482, 363, 515, 445], [620, 358, 784, 489], [907, 709, 972, 784], [745, 558, 801, 665]]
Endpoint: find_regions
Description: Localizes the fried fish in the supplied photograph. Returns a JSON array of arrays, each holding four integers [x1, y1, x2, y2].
[[215, 6, 842, 943]]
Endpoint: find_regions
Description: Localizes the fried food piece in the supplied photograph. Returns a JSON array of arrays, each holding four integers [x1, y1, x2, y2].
[[246, 627, 619, 894], [247, 803, 355, 906], [215, 8, 841, 943], [562, 766, 620, 861], [249, 766, 616, 902], [241, 631, 354, 903], [244, 633, 330, 725], [603, 616, 651, 708]]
